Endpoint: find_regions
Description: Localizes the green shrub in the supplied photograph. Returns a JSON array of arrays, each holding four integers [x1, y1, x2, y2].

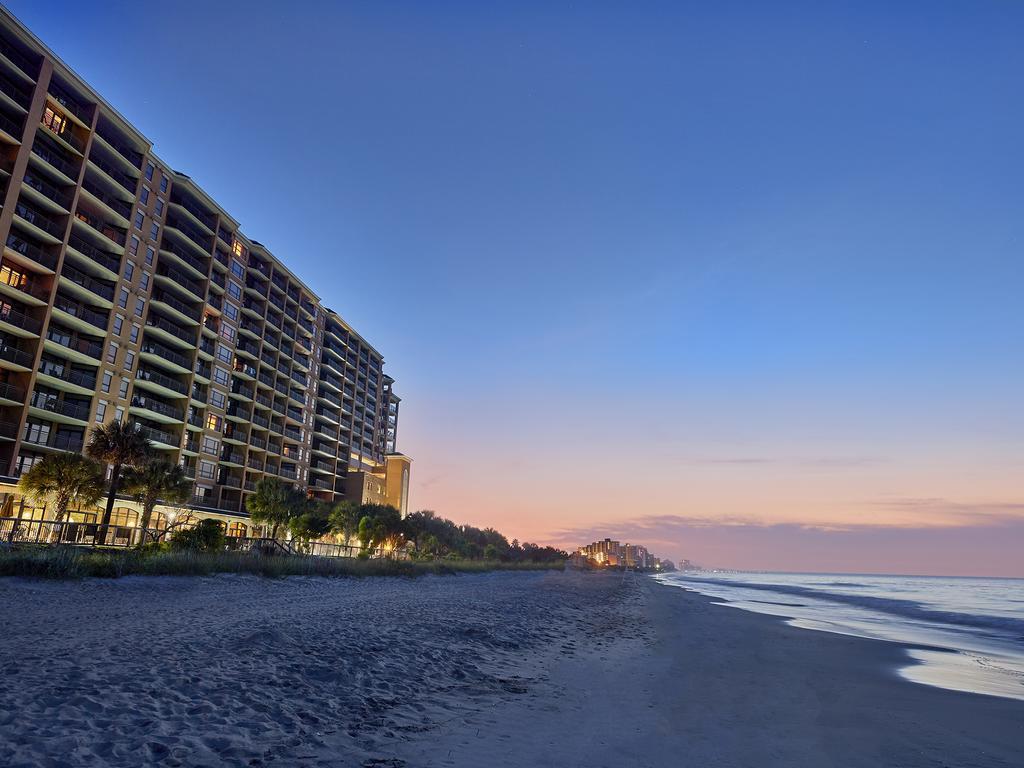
[[170, 519, 226, 552]]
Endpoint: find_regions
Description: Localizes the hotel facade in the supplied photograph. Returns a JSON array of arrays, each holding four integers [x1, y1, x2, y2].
[[0, 9, 409, 536]]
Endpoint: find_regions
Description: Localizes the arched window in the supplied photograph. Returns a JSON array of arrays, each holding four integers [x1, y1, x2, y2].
[[109, 507, 138, 527]]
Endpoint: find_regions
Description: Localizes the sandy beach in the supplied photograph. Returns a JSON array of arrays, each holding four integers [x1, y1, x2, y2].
[[1, 571, 1021, 767]]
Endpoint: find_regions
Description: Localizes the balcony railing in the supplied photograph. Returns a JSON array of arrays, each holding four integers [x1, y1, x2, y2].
[[0, 38, 37, 79], [160, 238, 209, 275], [130, 394, 184, 421], [167, 216, 211, 253], [88, 149, 138, 194], [60, 263, 115, 301], [22, 170, 73, 211], [38, 360, 96, 390], [81, 175, 132, 219], [145, 313, 197, 345], [31, 138, 78, 180], [15, 201, 66, 239], [95, 127, 144, 168], [0, 70, 31, 108], [140, 341, 191, 370], [53, 294, 108, 331], [0, 304, 42, 334], [45, 327, 102, 360], [23, 430, 84, 452], [135, 367, 188, 396], [133, 421, 176, 446], [157, 265, 205, 299], [48, 82, 90, 123], [74, 210, 126, 247], [66, 233, 120, 273], [30, 392, 90, 421], [172, 195, 217, 231], [152, 289, 201, 322]]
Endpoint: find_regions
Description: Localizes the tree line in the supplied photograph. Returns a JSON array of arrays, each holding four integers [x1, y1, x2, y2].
[[15, 421, 567, 562]]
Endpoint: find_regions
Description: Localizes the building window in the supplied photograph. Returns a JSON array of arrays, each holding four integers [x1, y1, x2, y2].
[[213, 367, 229, 386], [129, 324, 140, 343], [201, 434, 219, 453], [159, 176, 168, 193], [224, 302, 239, 321], [140, 273, 150, 291], [227, 281, 242, 301], [230, 259, 245, 279], [155, 198, 164, 217], [114, 406, 124, 422], [145, 246, 155, 266], [112, 314, 124, 336], [101, 371, 112, 393], [119, 378, 129, 398], [134, 210, 145, 229], [231, 238, 243, 258], [216, 344, 232, 364], [149, 222, 159, 242], [123, 262, 134, 281], [145, 162, 154, 181], [128, 235, 140, 257], [106, 342, 118, 364], [210, 389, 226, 409], [123, 350, 135, 371], [140, 187, 150, 205], [134, 298, 144, 317], [42, 105, 68, 136], [118, 288, 129, 309], [198, 460, 215, 479], [219, 324, 235, 343], [95, 400, 107, 423]]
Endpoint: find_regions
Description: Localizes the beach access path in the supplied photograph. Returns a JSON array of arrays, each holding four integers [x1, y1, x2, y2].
[[1, 570, 1021, 767]]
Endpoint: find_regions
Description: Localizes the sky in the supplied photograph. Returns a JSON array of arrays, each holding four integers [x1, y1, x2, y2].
[[11, 1, 1023, 575]]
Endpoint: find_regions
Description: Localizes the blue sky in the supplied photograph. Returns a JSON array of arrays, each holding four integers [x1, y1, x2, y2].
[[12, 1, 1024, 573]]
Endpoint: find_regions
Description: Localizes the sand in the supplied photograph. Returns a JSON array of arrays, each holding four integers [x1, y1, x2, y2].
[[0, 571, 1021, 767]]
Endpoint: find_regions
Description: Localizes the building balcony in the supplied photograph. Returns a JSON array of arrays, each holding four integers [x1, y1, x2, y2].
[[130, 394, 185, 424], [47, 81, 91, 125], [87, 149, 137, 195], [155, 265, 205, 303], [0, 66, 31, 111], [169, 196, 217, 234], [59, 262, 115, 306], [29, 391, 90, 424], [0, 339, 32, 371], [44, 326, 102, 364], [66, 232, 121, 277], [144, 312, 199, 348], [165, 216, 211, 255], [151, 288, 201, 325], [135, 366, 189, 398], [21, 169, 73, 213], [36, 358, 96, 395], [22, 428, 84, 453], [132, 420, 178, 450], [73, 209, 126, 249], [80, 174, 132, 222], [30, 137, 78, 183], [219, 450, 244, 467], [14, 199, 66, 242], [140, 340, 192, 374], [159, 238, 209, 279], [93, 127, 144, 170], [0, 303, 42, 337], [0, 380, 25, 405], [52, 293, 109, 334]]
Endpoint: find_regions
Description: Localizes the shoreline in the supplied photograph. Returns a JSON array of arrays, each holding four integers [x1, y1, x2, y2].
[[1, 571, 1021, 767]]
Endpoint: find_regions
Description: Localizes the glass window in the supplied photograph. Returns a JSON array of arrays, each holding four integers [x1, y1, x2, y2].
[[112, 315, 124, 336], [134, 298, 144, 317], [128, 235, 140, 257], [155, 198, 164, 216], [145, 163, 154, 181], [224, 302, 239, 321], [219, 324, 236, 343], [210, 390, 226, 409], [145, 246, 155, 266], [118, 288, 129, 308], [230, 259, 245, 279], [216, 344, 232, 364], [123, 262, 134, 281], [95, 400, 107, 423], [114, 406, 125, 422], [129, 324, 140, 343], [198, 460, 216, 479], [140, 187, 150, 205], [119, 378, 129, 398], [227, 281, 242, 300], [123, 350, 135, 370], [140, 273, 150, 291], [106, 342, 118, 364], [101, 371, 112, 393], [134, 210, 145, 229], [149, 222, 159, 241], [213, 367, 230, 386], [159, 176, 168, 193]]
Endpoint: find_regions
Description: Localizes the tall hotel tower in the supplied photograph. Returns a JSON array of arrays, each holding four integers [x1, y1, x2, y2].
[[0, 8, 409, 532]]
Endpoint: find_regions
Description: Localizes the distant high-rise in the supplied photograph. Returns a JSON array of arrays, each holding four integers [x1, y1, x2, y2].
[[0, 8, 409, 532]]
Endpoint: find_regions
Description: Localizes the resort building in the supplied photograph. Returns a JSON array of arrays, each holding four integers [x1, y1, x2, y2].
[[0, 8, 409, 536]]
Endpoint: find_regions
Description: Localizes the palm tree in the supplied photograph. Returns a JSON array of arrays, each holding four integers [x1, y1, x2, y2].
[[246, 477, 303, 539], [121, 459, 192, 544], [17, 454, 105, 539], [86, 420, 151, 541]]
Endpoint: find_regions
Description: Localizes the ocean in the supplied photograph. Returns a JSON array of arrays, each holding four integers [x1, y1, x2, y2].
[[656, 571, 1024, 701]]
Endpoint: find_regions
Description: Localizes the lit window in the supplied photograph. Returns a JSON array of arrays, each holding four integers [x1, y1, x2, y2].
[[206, 414, 222, 431], [231, 238, 243, 257], [42, 105, 68, 136]]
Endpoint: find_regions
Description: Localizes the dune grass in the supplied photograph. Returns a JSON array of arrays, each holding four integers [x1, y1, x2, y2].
[[0, 546, 564, 579]]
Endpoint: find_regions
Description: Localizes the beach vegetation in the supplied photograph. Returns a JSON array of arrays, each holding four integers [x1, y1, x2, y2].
[[16, 454, 106, 529], [121, 459, 191, 542], [246, 478, 305, 538], [170, 519, 227, 552], [86, 420, 152, 537]]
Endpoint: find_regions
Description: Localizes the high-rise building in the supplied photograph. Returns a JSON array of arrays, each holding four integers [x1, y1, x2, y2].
[[0, 8, 409, 532]]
